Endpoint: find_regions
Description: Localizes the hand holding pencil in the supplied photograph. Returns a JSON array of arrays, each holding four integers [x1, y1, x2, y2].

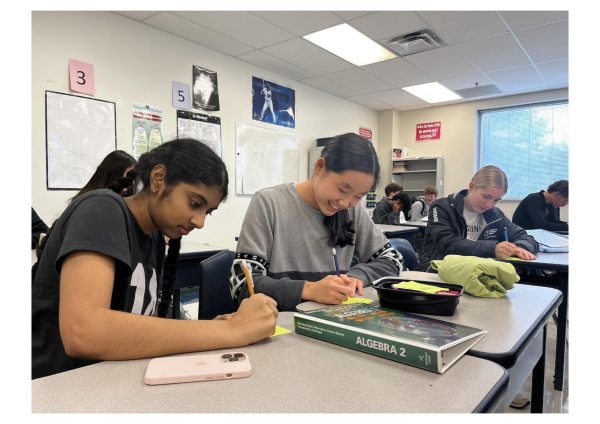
[[241, 259, 255, 296]]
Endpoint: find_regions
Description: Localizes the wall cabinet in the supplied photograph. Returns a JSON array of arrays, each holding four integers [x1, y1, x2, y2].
[[391, 157, 444, 197]]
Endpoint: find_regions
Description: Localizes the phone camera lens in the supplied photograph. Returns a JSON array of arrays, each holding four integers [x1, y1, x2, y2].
[[221, 354, 232, 359], [229, 357, 239, 361], [234, 353, 244, 358]]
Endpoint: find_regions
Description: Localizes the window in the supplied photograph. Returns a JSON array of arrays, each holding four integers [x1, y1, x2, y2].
[[478, 101, 568, 200]]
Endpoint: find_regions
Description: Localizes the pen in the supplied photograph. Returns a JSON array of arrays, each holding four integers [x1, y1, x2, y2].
[[332, 248, 340, 277], [503, 227, 509, 242], [241, 259, 255, 296]]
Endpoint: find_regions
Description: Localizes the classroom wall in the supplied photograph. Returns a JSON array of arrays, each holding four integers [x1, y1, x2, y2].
[[31, 11, 378, 250], [378, 88, 569, 220]]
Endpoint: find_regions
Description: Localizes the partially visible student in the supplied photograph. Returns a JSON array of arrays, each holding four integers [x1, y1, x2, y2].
[[74, 150, 138, 200], [409, 185, 438, 222], [512, 180, 568, 232], [391, 192, 412, 224], [32, 138, 278, 379], [418, 165, 538, 271], [31, 208, 49, 249], [371, 182, 403, 224], [230, 133, 403, 311]]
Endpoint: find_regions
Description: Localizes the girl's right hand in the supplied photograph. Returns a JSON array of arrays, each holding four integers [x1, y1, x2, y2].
[[302, 275, 354, 304], [230, 294, 278, 344]]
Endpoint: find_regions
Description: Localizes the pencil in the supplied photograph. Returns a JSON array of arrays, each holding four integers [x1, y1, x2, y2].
[[241, 259, 255, 296], [332, 248, 340, 277], [503, 227, 509, 242]]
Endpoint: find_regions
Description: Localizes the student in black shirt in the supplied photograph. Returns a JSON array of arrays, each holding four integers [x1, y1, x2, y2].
[[512, 180, 568, 232]]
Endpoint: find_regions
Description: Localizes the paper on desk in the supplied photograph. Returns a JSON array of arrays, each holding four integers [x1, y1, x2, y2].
[[272, 326, 291, 337], [342, 297, 373, 305]]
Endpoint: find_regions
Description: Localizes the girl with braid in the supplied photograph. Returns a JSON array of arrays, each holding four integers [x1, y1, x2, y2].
[[32, 138, 278, 379], [230, 133, 403, 311]]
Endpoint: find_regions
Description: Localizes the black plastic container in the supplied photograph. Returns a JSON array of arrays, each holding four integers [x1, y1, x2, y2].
[[372, 277, 464, 316]]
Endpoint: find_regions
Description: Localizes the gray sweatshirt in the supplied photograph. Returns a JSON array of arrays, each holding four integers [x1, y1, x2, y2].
[[230, 183, 403, 311]]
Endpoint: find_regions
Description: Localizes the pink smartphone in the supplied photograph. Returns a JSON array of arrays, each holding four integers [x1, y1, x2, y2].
[[144, 351, 252, 385]]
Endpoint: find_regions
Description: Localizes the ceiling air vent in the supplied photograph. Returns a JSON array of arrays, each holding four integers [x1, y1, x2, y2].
[[381, 29, 446, 56]]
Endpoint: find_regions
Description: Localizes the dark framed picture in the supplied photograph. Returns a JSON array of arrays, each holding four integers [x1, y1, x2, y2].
[[252, 77, 295, 128], [193, 65, 220, 111]]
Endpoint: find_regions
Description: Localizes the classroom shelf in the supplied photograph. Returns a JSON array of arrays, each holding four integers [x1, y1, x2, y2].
[[391, 156, 444, 197]]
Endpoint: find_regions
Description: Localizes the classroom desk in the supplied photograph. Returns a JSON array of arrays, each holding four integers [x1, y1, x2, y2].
[[31, 312, 508, 413], [375, 224, 419, 245], [366, 273, 562, 413], [499, 253, 568, 411]]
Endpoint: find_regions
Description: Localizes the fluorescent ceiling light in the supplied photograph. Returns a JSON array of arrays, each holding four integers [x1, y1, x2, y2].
[[303, 23, 396, 66], [402, 82, 462, 103]]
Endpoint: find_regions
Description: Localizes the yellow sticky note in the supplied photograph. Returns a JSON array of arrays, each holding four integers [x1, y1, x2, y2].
[[342, 297, 373, 305], [392, 281, 449, 294], [271, 326, 291, 337]]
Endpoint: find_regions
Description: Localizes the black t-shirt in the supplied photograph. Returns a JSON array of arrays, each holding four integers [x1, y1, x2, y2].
[[32, 189, 164, 379]]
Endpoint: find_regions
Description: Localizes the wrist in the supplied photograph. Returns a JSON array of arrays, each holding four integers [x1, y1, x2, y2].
[[301, 281, 315, 300]]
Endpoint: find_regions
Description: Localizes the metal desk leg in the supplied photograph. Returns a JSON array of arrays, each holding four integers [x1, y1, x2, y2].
[[531, 325, 547, 413]]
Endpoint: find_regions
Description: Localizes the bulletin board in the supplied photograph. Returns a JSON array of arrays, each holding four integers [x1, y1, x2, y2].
[[235, 122, 298, 195], [45, 91, 116, 189]]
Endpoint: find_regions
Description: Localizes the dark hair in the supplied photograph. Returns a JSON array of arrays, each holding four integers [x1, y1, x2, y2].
[[384, 183, 403, 197], [320, 133, 380, 248], [392, 192, 412, 218], [36, 138, 229, 320], [547, 180, 568, 198], [74, 150, 138, 199], [424, 185, 438, 196]]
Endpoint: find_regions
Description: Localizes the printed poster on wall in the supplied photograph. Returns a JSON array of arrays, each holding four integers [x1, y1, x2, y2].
[[176, 110, 222, 157], [132, 104, 163, 160], [416, 121, 441, 142], [252, 76, 295, 129], [359, 127, 373, 141], [193, 65, 220, 111]]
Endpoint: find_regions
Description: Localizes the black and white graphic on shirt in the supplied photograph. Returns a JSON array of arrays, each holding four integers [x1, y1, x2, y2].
[[467, 225, 482, 235], [131, 263, 158, 315]]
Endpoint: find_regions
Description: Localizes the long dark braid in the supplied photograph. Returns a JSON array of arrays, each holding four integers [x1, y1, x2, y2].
[[32, 169, 138, 279], [157, 237, 181, 318], [319, 133, 380, 247]]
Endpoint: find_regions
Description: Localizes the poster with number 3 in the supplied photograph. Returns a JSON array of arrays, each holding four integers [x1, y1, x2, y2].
[[69, 59, 95, 96]]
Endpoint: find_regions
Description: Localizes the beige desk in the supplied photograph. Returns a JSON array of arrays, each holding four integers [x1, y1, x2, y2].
[[32, 312, 508, 413]]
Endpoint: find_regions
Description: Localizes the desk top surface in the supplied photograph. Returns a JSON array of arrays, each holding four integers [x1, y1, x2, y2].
[[501, 252, 568, 270], [375, 224, 419, 233], [394, 271, 561, 365], [32, 311, 507, 413]]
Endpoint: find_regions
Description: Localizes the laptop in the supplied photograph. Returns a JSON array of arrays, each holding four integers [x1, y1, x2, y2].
[[526, 229, 568, 251]]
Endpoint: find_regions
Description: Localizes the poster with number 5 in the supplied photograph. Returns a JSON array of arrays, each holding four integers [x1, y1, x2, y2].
[[69, 59, 95, 96]]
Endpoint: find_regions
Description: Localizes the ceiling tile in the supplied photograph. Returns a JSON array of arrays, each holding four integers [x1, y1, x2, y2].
[[323, 68, 395, 94], [454, 33, 530, 72], [238, 50, 317, 80], [515, 21, 568, 63], [114, 11, 159, 21], [348, 11, 427, 41], [332, 11, 373, 20], [487, 65, 547, 92], [499, 11, 568, 31], [404, 46, 479, 80], [263, 38, 355, 75], [369, 88, 428, 109], [417, 11, 508, 44], [302, 76, 362, 98], [362, 57, 431, 88], [144, 12, 254, 56], [536, 60, 568, 87], [253, 11, 343, 36], [439, 73, 494, 91], [174, 11, 295, 49], [347, 94, 395, 111]]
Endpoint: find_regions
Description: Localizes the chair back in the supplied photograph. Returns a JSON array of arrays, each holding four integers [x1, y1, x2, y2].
[[198, 249, 237, 319]]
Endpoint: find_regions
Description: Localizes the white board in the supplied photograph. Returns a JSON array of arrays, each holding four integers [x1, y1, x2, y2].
[[235, 122, 298, 195], [45, 91, 116, 189]]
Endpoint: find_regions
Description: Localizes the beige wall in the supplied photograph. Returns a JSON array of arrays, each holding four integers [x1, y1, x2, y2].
[[377, 88, 569, 220], [32, 11, 378, 250]]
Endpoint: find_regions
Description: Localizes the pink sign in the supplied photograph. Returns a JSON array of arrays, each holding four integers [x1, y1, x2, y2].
[[69, 59, 95, 95], [416, 121, 441, 142], [359, 127, 373, 141]]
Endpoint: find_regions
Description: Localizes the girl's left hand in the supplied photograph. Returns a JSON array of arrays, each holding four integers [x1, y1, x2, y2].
[[512, 247, 536, 260]]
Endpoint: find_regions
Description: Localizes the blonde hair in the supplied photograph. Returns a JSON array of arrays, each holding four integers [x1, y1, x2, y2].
[[471, 165, 508, 193]]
